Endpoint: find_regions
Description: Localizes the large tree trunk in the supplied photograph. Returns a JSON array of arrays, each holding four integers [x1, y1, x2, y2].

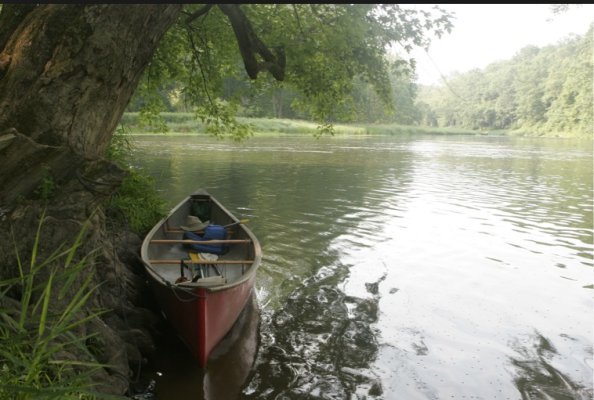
[[0, 4, 181, 202], [0, 5, 182, 395]]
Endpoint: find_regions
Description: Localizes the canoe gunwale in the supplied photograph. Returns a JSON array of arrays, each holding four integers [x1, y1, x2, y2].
[[140, 190, 261, 293], [140, 189, 261, 367]]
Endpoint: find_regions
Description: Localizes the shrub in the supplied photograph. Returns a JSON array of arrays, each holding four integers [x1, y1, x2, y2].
[[109, 171, 166, 235], [106, 126, 166, 236]]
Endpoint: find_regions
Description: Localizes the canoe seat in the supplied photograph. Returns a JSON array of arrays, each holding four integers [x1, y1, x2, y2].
[[188, 252, 226, 284], [189, 252, 217, 264], [194, 275, 226, 287]]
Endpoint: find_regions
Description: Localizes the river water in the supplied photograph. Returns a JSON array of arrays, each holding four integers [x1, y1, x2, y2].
[[131, 134, 593, 400]]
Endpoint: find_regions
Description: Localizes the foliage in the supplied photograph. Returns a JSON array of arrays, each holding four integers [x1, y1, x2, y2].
[[128, 4, 454, 137], [34, 164, 56, 202], [106, 128, 166, 236], [0, 214, 115, 399], [416, 25, 593, 137], [104, 126, 134, 165], [549, 4, 583, 14], [109, 171, 166, 235]]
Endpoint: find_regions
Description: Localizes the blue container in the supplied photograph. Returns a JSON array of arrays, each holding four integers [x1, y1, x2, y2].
[[183, 225, 227, 255]]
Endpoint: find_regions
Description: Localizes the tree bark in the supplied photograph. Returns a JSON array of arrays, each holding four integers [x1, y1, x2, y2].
[[1, 4, 180, 154], [0, 5, 182, 395], [0, 5, 181, 202]]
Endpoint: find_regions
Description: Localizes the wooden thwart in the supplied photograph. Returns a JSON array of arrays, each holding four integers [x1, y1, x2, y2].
[[164, 228, 202, 234], [149, 259, 254, 265], [150, 239, 251, 245], [188, 275, 227, 287], [163, 228, 237, 234]]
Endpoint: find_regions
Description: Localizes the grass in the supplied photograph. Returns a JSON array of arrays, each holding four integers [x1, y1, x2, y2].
[[120, 112, 592, 138], [0, 212, 121, 399], [238, 117, 366, 136], [119, 112, 368, 136], [354, 123, 482, 136], [106, 126, 167, 236], [118, 112, 490, 137], [108, 171, 166, 235]]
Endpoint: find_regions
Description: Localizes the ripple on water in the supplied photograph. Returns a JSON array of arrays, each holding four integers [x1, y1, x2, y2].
[[131, 135, 593, 399]]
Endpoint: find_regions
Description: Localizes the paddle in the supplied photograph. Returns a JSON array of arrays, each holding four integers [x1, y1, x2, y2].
[[167, 218, 250, 233], [223, 218, 249, 228]]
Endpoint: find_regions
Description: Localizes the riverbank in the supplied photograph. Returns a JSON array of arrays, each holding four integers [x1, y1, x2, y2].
[[118, 113, 489, 137], [0, 169, 165, 398], [120, 112, 588, 138], [120, 113, 591, 138]]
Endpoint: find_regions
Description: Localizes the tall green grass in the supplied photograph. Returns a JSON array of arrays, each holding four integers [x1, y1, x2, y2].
[[0, 213, 121, 399], [362, 123, 483, 136], [106, 126, 167, 236], [109, 171, 166, 235]]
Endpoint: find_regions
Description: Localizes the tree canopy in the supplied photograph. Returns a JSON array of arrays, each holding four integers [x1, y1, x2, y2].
[[415, 24, 593, 136], [0, 4, 455, 204], [131, 4, 453, 137], [0, 5, 455, 396]]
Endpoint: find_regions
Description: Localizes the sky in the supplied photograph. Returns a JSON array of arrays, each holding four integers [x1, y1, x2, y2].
[[403, 4, 594, 86]]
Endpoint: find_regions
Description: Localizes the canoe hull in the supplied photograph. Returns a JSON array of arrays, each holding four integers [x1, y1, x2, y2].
[[147, 271, 256, 367], [141, 189, 261, 367]]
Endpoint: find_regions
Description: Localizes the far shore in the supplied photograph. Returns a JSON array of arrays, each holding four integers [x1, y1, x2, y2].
[[119, 112, 586, 138]]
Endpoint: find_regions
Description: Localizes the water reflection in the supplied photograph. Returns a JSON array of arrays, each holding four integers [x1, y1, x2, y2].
[[140, 294, 260, 400], [132, 135, 593, 399], [243, 269, 386, 399], [510, 331, 593, 400]]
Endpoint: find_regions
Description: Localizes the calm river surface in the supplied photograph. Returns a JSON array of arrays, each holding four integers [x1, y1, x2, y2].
[[131, 134, 593, 400]]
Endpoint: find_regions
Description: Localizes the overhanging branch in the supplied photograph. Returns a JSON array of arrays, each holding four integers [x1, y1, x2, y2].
[[218, 4, 285, 81], [184, 4, 213, 24]]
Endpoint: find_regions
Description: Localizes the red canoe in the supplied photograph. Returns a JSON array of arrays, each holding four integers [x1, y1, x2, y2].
[[140, 189, 261, 367]]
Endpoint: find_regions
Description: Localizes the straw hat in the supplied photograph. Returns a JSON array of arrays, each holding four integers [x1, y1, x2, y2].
[[181, 215, 210, 231]]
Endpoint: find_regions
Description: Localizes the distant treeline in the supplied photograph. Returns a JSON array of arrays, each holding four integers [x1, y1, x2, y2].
[[416, 25, 593, 137], [127, 25, 592, 137]]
